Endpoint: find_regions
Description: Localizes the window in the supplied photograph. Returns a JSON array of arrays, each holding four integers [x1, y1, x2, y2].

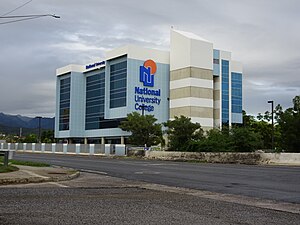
[[213, 58, 219, 64], [222, 60, 229, 124], [85, 71, 105, 130], [59, 77, 70, 130], [231, 72, 242, 114], [110, 60, 127, 108]]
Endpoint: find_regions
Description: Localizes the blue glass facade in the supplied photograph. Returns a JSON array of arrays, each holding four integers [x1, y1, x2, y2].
[[222, 60, 229, 124], [231, 72, 242, 114], [85, 71, 105, 130], [110, 60, 127, 108], [59, 77, 71, 130]]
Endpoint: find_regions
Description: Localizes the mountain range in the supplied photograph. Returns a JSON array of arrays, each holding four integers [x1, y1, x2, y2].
[[0, 112, 54, 135]]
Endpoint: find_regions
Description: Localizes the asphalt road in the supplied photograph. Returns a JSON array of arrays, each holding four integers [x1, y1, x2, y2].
[[1, 172, 300, 225], [14, 153, 300, 203]]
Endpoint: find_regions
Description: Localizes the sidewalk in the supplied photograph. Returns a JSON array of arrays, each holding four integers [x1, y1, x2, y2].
[[0, 165, 80, 185]]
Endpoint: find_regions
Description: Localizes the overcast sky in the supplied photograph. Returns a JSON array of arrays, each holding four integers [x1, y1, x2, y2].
[[0, 0, 299, 118]]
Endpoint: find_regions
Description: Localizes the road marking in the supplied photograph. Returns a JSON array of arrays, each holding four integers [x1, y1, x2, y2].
[[48, 182, 69, 188], [134, 171, 161, 175], [79, 169, 108, 175]]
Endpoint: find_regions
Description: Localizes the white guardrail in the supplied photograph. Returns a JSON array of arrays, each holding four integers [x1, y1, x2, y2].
[[0, 143, 127, 156]]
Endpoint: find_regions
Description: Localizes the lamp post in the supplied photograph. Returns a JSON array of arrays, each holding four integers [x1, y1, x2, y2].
[[36, 116, 42, 143], [267, 100, 274, 151], [140, 104, 146, 116]]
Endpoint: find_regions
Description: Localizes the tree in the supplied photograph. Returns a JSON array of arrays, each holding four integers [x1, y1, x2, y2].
[[164, 116, 204, 151], [230, 127, 262, 152], [119, 112, 163, 147], [276, 96, 300, 152], [23, 134, 37, 143], [41, 130, 55, 143], [187, 128, 231, 152]]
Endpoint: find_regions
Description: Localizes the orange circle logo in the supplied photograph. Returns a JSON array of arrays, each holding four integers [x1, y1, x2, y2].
[[143, 59, 157, 75]]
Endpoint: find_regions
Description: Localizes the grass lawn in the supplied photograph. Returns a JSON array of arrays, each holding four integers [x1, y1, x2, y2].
[[0, 156, 50, 167], [0, 164, 19, 173]]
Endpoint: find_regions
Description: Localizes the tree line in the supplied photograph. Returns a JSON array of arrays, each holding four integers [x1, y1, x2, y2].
[[120, 95, 300, 153]]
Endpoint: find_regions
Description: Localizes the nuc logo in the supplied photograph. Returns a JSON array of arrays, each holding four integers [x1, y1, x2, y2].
[[140, 59, 157, 87]]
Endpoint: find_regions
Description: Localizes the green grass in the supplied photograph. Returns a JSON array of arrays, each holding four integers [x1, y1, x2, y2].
[[0, 156, 50, 167], [0, 165, 19, 173]]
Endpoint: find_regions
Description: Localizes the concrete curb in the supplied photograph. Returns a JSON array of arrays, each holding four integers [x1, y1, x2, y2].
[[0, 169, 80, 185]]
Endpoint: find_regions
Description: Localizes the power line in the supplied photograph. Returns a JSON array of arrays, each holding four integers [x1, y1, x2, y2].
[[0, 14, 60, 25], [0, 14, 60, 18], [0, 16, 41, 25], [1, 0, 33, 17]]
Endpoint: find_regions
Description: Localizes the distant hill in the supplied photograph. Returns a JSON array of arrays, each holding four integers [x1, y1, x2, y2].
[[0, 112, 54, 134]]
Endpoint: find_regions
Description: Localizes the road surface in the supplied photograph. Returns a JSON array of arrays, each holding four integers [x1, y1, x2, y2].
[[14, 152, 300, 204]]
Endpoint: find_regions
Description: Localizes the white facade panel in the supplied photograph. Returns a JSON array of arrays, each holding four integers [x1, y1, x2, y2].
[[170, 78, 213, 90], [190, 117, 214, 127], [170, 29, 213, 71], [190, 38, 213, 70], [170, 97, 213, 108], [231, 60, 243, 73], [220, 50, 231, 61], [56, 64, 83, 76]]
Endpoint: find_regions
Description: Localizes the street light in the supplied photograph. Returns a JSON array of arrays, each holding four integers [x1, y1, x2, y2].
[[267, 100, 274, 151]]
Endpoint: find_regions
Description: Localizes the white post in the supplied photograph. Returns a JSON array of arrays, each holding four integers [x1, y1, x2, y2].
[[115, 144, 126, 156], [105, 144, 111, 156], [32, 143, 36, 152], [89, 144, 95, 155], [63, 144, 68, 154], [76, 144, 80, 154], [23, 143, 27, 152], [41, 143, 45, 153], [8, 143, 11, 150], [52, 143, 56, 153]]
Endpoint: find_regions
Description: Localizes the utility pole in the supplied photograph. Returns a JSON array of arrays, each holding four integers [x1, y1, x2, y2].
[[36, 116, 42, 143], [267, 100, 274, 151]]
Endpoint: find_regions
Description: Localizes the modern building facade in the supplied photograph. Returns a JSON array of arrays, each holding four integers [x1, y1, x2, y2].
[[55, 29, 243, 144]]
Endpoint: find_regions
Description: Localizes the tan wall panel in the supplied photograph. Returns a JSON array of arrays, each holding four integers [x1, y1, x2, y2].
[[170, 106, 213, 118], [214, 109, 220, 120], [213, 90, 220, 101], [190, 67, 213, 80], [191, 87, 213, 99], [190, 106, 213, 118], [170, 87, 213, 100], [170, 67, 191, 81], [170, 106, 191, 118], [171, 67, 213, 81], [170, 87, 190, 99]]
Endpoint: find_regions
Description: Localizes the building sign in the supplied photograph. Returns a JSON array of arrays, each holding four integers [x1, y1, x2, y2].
[[135, 60, 161, 113], [85, 61, 105, 70], [139, 59, 157, 87]]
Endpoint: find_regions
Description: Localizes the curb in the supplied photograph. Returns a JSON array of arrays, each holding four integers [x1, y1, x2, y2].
[[0, 171, 80, 185]]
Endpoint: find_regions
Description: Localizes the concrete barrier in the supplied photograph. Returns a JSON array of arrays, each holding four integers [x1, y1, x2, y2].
[[3, 143, 123, 157], [145, 151, 300, 165]]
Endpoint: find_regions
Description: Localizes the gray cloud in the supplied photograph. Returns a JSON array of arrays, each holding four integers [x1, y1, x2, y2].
[[0, 0, 299, 117]]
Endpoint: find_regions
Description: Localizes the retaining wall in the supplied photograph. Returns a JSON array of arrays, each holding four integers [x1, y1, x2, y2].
[[145, 151, 300, 165]]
